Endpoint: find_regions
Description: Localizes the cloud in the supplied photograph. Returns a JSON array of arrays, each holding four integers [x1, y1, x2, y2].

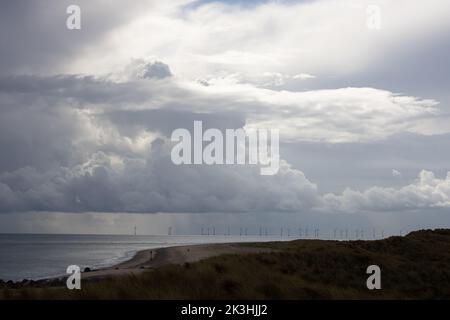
[[200, 72, 316, 88], [0, 146, 320, 213], [0, 71, 448, 214], [0, 72, 320, 213], [117, 59, 173, 81], [240, 87, 440, 143], [322, 170, 450, 213], [61, 0, 450, 84], [293, 73, 316, 80], [0, 73, 442, 146], [1, 0, 449, 218], [392, 169, 402, 177]]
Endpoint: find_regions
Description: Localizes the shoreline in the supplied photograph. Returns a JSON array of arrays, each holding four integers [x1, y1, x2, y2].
[[0, 238, 280, 287], [0, 242, 276, 285], [3, 230, 450, 299], [79, 242, 274, 281]]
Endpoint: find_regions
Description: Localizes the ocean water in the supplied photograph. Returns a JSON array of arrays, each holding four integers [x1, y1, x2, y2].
[[0, 234, 284, 281]]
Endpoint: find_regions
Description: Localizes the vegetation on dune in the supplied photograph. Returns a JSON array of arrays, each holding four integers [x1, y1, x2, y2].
[[2, 229, 450, 299]]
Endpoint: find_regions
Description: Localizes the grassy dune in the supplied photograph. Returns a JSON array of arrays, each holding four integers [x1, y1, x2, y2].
[[2, 229, 450, 299]]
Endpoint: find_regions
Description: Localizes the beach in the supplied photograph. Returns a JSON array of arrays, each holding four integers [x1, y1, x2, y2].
[[80, 243, 274, 281], [2, 230, 450, 299], [0, 234, 284, 282]]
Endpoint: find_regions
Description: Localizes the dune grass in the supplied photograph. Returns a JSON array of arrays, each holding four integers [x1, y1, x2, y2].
[[2, 229, 450, 299]]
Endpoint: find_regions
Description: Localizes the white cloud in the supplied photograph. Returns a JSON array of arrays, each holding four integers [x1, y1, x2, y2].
[[0, 73, 448, 214], [0, 144, 321, 213], [1, 0, 450, 217], [64, 0, 450, 84], [192, 71, 316, 88], [0, 72, 448, 214], [322, 170, 450, 213], [113, 58, 173, 82], [238, 86, 441, 143], [293, 73, 316, 80], [392, 169, 402, 177]]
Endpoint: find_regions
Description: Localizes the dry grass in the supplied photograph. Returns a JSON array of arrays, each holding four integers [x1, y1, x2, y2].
[[2, 229, 450, 299]]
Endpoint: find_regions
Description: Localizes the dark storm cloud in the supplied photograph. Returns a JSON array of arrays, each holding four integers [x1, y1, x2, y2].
[[0, 141, 320, 213], [0, 69, 450, 214], [0, 33, 450, 218], [0, 74, 161, 105], [0, 74, 162, 172], [102, 109, 245, 136], [0, 72, 320, 213]]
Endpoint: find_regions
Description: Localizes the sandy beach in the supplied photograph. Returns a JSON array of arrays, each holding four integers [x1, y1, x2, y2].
[[2, 230, 450, 300], [80, 243, 273, 281]]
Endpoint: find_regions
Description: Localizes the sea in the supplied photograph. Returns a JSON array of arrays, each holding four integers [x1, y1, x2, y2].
[[0, 234, 285, 281]]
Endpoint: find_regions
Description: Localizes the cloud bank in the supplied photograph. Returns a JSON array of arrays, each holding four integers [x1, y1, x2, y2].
[[0, 0, 449, 221], [0, 68, 448, 214]]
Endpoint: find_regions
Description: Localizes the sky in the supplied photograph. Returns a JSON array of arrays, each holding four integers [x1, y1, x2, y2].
[[0, 0, 450, 235]]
